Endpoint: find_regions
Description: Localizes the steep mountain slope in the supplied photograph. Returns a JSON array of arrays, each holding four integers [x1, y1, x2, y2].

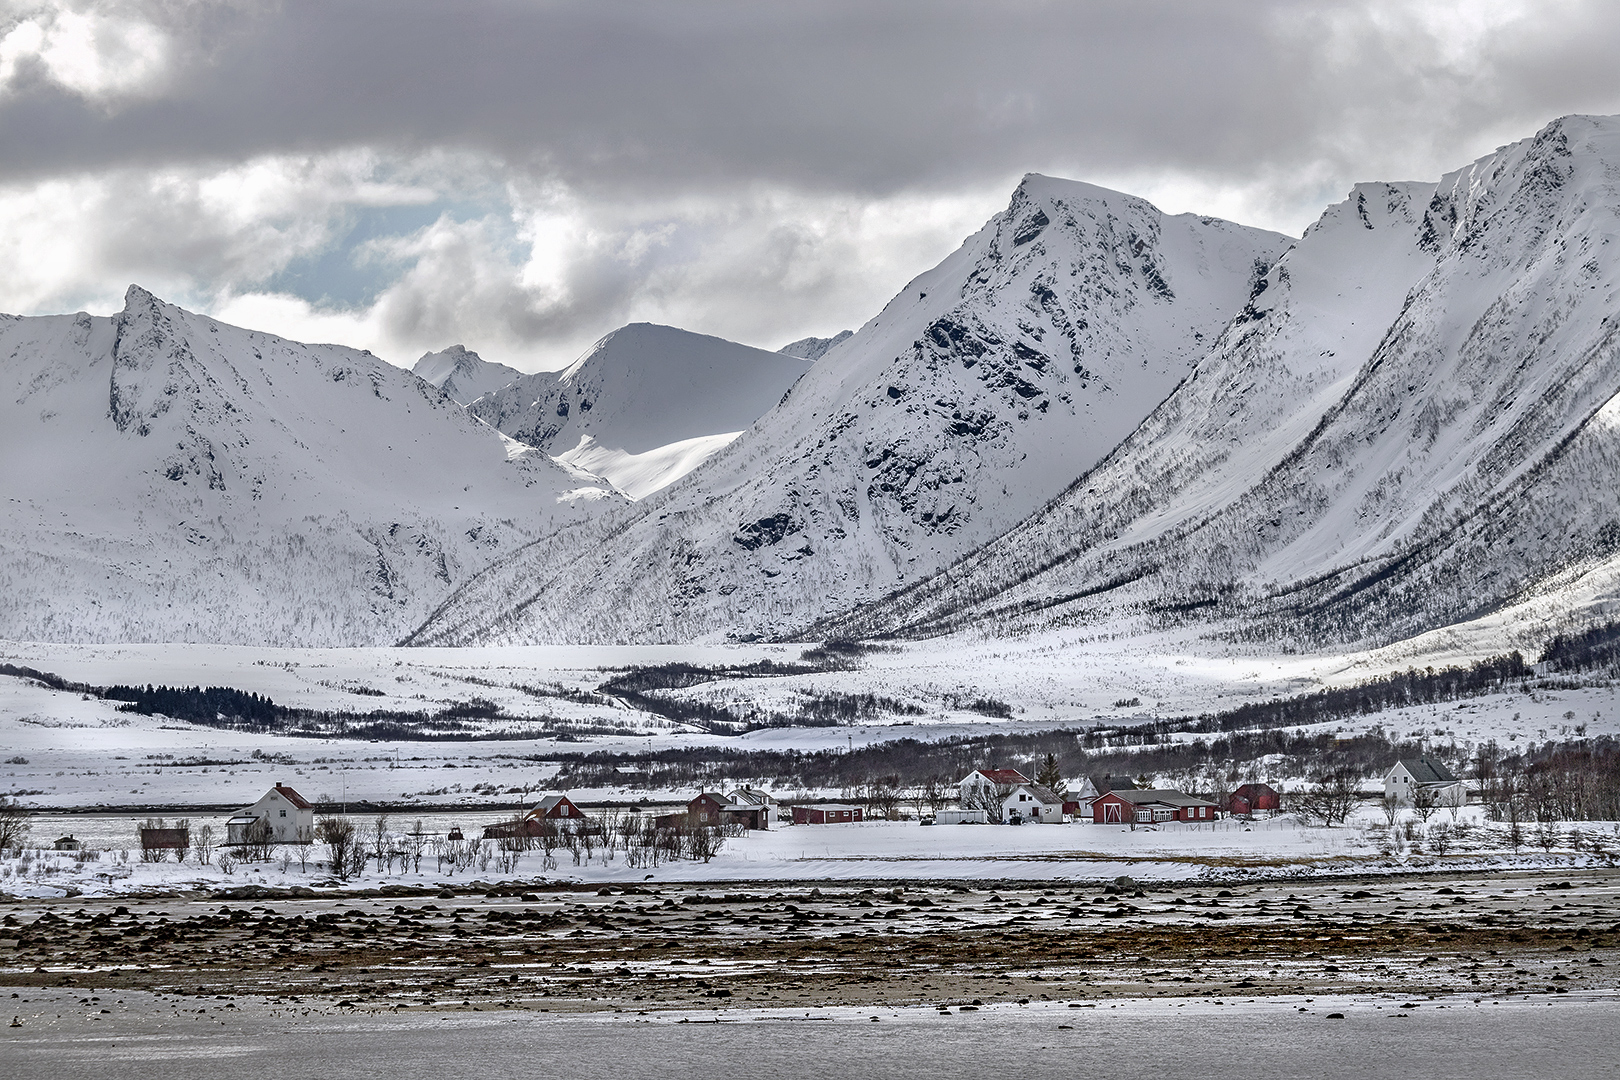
[[409, 176, 1288, 645], [0, 287, 619, 646], [411, 345, 521, 405], [779, 330, 853, 361], [468, 324, 813, 499], [826, 115, 1620, 648]]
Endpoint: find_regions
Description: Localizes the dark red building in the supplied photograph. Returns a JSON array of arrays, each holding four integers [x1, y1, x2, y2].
[[790, 803, 864, 824], [1227, 783, 1280, 817], [1091, 788, 1217, 825]]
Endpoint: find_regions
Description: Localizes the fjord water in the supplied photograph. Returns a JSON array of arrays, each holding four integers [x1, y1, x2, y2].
[[4, 994, 1609, 1080]]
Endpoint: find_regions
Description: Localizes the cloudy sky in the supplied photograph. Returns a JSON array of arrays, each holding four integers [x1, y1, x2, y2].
[[3, 0, 1619, 371]]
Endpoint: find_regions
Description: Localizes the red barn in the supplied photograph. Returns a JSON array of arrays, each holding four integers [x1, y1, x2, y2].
[[790, 803, 864, 824], [1091, 788, 1217, 825], [1227, 783, 1280, 817]]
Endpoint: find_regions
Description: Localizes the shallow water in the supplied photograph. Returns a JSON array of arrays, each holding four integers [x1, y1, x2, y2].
[[4, 993, 1614, 1080]]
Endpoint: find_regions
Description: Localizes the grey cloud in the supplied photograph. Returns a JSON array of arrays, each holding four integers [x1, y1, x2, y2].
[[6, 1, 1619, 203]]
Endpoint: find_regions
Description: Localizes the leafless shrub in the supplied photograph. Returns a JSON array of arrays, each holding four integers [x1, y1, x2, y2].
[[0, 796, 32, 853]]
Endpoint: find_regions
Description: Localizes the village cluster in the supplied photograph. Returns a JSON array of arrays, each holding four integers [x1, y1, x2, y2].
[[69, 756, 1471, 878]]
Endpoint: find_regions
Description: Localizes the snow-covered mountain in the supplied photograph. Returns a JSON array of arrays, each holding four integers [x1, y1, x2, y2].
[[826, 115, 1620, 649], [467, 324, 813, 499], [411, 345, 521, 406], [408, 176, 1288, 645], [779, 330, 853, 362], [0, 287, 620, 646]]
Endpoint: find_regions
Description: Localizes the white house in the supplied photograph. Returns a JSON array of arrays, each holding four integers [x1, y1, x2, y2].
[[728, 785, 778, 829], [228, 782, 315, 844], [957, 767, 1031, 806], [1384, 757, 1466, 807], [1002, 783, 1067, 824]]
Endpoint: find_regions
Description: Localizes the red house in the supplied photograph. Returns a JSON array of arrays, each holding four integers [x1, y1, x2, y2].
[[1227, 783, 1280, 817], [790, 803, 864, 824], [482, 793, 585, 838], [686, 792, 730, 823], [529, 794, 583, 819], [1091, 788, 1218, 825]]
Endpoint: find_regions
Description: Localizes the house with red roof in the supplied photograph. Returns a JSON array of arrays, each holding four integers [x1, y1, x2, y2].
[[227, 782, 315, 844], [956, 767, 1031, 806]]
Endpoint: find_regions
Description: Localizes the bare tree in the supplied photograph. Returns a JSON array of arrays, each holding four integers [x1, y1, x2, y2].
[[865, 776, 902, 821], [1411, 783, 1440, 824], [370, 813, 391, 874], [1380, 792, 1402, 827], [294, 825, 314, 872], [1291, 771, 1358, 827], [243, 817, 274, 863], [316, 816, 361, 880], [190, 824, 215, 867], [0, 795, 28, 851], [963, 782, 1008, 823], [400, 820, 427, 873], [684, 820, 725, 863], [138, 817, 167, 862]]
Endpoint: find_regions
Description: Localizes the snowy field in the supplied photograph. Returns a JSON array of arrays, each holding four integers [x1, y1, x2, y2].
[[0, 605, 1572, 731], [6, 807, 1616, 900], [3, 632, 1619, 815]]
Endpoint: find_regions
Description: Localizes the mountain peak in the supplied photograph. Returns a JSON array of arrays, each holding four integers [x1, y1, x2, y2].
[[467, 322, 813, 499], [412, 345, 520, 405]]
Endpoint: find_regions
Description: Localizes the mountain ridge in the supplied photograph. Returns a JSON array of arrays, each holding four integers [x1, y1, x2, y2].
[[407, 173, 1290, 645], [820, 115, 1620, 650], [0, 286, 620, 646]]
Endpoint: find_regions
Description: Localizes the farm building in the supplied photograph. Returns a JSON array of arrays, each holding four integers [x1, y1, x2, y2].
[[52, 835, 81, 851], [483, 793, 586, 837], [685, 792, 731, 824], [1091, 788, 1218, 825], [658, 790, 776, 830], [1066, 775, 1139, 819], [227, 782, 314, 844], [1384, 758, 1466, 806], [532, 794, 585, 819], [728, 786, 778, 830], [790, 803, 864, 824], [1227, 783, 1281, 817], [140, 826, 190, 852]]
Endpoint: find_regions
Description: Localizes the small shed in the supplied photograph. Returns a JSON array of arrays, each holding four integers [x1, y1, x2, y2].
[[1228, 782, 1281, 817], [935, 808, 988, 825], [53, 835, 82, 852], [140, 826, 190, 852], [790, 803, 864, 825]]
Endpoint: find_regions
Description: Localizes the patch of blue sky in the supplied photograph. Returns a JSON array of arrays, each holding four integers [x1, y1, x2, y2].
[[263, 199, 521, 309]]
